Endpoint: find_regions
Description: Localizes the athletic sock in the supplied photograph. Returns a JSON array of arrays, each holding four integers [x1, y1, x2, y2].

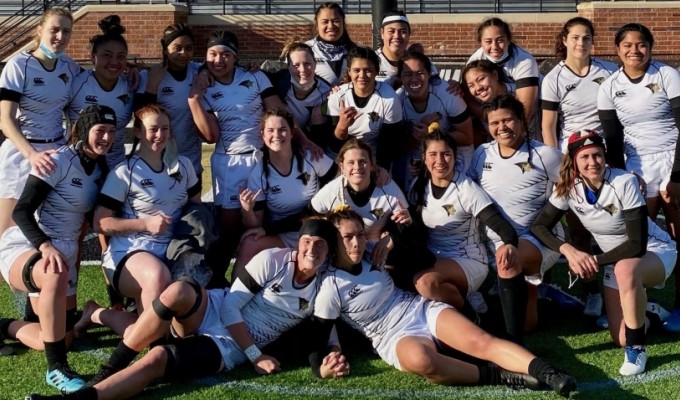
[[625, 325, 646, 347], [528, 357, 552, 380], [60, 387, 98, 400], [0, 317, 16, 340], [44, 338, 68, 371], [477, 363, 501, 385], [107, 341, 139, 371], [24, 300, 39, 322], [498, 274, 528, 344]]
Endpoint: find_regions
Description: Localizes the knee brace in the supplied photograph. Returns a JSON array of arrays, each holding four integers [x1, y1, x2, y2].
[[21, 252, 42, 294], [152, 298, 177, 321]]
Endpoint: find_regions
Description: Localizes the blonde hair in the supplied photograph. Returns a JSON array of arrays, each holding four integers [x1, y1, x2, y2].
[[33, 7, 73, 49]]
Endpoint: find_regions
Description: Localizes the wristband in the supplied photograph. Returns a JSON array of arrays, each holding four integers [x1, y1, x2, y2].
[[244, 344, 262, 363]]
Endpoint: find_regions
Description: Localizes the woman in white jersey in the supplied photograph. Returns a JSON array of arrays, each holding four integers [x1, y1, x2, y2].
[[312, 208, 576, 397], [68, 15, 134, 169], [79, 105, 200, 341], [136, 23, 204, 185], [0, 105, 115, 393], [598, 23, 680, 332], [531, 131, 676, 376], [408, 123, 518, 315], [0, 7, 80, 240], [397, 51, 472, 189], [305, 2, 356, 86], [541, 17, 618, 318], [325, 46, 403, 168], [26, 219, 347, 400], [234, 109, 337, 277], [468, 95, 564, 345], [467, 18, 539, 129]]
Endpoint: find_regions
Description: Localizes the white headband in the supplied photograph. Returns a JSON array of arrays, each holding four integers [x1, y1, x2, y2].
[[382, 15, 409, 27]]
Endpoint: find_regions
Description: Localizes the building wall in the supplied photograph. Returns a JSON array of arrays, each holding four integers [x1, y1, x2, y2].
[[29, 2, 680, 62]]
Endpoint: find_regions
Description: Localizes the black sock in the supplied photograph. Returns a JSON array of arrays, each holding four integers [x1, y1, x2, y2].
[[477, 363, 501, 385], [44, 338, 68, 371], [24, 300, 39, 322], [528, 357, 554, 381], [107, 341, 139, 371], [498, 274, 528, 344], [62, 387, 98, 400], [582, 279, 600, 295], [625, 325, 646, 347], [0, 318, 16, 340]]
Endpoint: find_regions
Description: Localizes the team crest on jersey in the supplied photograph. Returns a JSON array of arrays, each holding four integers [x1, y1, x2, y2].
[[483, 162, 493, 170], [592, 77, 605, 85], [299, 297, 309, 311], [368, 112, 380, 123], [370, 208, 385, 219], [442, 204, 456, 216], [33, 77, 45, 86], [70, 178, 83, 188], [58, 73, 69, 84], [239, 80, 254, 88], [117, 94, 130, 105], [297, 172, 311, 185], [603, 204, 618, 215], [140, 179, 155, 188], [270, 283, 282, 293], [347, 285, 361, 299], [645, 83, 660, 93], [515, 162, 532, 173]]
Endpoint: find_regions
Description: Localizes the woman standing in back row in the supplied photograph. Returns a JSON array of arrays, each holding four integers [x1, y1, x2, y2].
[[306, 2, 356, 86]]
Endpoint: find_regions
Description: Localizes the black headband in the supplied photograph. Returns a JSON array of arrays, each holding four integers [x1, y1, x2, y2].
[[299, 219, 337, 250], [206, 37, 238, 54], [161, 27, 194, 52]]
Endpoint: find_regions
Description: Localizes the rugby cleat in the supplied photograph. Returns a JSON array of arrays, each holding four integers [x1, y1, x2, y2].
[[619, 345, 647, 376], [45, 364, 86, 394], [85, 364, 118, 387], [539, 368, 577, 398], [498, 369, 542, 390]]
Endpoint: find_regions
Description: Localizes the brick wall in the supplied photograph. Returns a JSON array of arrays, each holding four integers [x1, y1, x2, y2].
[[13, 2, 680, 63]]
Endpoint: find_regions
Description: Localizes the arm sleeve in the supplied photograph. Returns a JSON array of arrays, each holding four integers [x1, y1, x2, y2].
[[477, 204, 518, 247], [306, 317, 338, 378], [597, 80, 626, 169], [376, 121, 404, 168], [220, 250, 276, 326], [595, 206, 648, 265], [12, 176, 53, 249], [670, 96, 680, 182], [530, 200, 568, 253]]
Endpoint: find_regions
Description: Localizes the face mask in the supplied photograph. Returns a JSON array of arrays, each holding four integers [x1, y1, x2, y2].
[[39, 42, 64, 59], [290, 74, 315, 92], [485, 49, 510, 64]]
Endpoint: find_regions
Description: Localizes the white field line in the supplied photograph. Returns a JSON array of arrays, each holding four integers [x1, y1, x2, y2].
[[191, 366, 680, 398]]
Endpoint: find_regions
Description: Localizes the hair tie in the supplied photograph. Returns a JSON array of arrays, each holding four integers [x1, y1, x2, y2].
[[332, 204, 351, 213], [427, 122, 440, 134]]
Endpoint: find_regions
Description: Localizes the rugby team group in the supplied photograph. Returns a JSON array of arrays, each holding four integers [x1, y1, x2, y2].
[[1, 2, 679, 399]]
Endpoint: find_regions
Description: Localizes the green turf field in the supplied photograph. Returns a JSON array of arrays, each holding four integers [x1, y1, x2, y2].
[[1, 263, 679, 400]]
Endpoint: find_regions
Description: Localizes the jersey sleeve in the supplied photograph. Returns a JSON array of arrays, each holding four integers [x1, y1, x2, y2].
[[325, 89, 343, 117], [0, 56, 25, 99], [99, 162, 131, 203], [380, 85, 403, 124], [597, 77, 616, 112], [313, 274, 342, 321], [460, 178, 493, 216], [136, 69, 149, 94], [619, 172, 646, 211], [310, 178, 339, 213], [32, 152, 67, 188], [309, 151, 335, 177], [220, 249, 279, 326], [467, 146, 485, 181], [543, 146, 563, 184], [548, 190, 570, 210], [660, 64, 680, 100], [245, 163, 267, 202], [540, 67, 561, 110]]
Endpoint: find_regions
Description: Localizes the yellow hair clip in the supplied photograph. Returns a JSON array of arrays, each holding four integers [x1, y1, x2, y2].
[[332, 204, 351, 213], [428, 122, 440, 134]]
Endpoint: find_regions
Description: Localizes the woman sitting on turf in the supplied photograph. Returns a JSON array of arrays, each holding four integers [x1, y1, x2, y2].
[[531, 130, 677, 376], [27, 219, 348, 400], [0, 105, 115, 393], [311, 207, 576, 396]]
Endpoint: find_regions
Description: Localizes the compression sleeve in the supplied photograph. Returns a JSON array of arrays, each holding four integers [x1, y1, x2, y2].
[[477, 204, 519, 247], [669, 96, 680, 183], [595, 206, 648, 266], [599, 109, 626, 169], [12, 176, 52, 249], [530, 202, 568, 253], [306, 317, 338, 378]]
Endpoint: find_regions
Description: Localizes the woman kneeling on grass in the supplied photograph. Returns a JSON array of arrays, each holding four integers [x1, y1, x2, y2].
[[531, 131, 676, 376], [311, 207, 576, 397], [26, 218, 348, 400], [0, 105, 115, 393]]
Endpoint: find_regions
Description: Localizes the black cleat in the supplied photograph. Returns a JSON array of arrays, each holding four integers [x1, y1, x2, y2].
[[499, 368, 542, 390], [85, 364, 118, 387], [0, 340, 14, 356], [541, 369, 577, 398]]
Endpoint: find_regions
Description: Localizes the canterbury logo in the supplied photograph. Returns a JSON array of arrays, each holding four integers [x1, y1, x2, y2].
[[211, 92, 223, 100], [104, 114, 115, 122], [71, 178, 83, 187], [33, 77, 45, 86], [483, 162, 493, 170], [161, 87, 174, 94], [140, 179, 154, 187], [348, 285, 361, 299], [575, 206, 585, 215], [85, 95, 98, 103], [614, 90, 627, 97], [270, 283, 282, 293]]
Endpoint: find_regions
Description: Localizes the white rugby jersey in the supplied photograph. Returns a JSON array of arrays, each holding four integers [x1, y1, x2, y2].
[[314, 258, 421, 354], [285, 77, 331, 129], [248, 150, 334, 222], [221, 248, 319, 346], [33, 146, 103, 241], [201, 68, 273, 155], [325, 81, 402, 158], [550, 168, 672, 252], [467, 44, 539, 88], [415, 174, 492, 262], [375, 48, 438, 82], [541, 58, 617, 140], [138, 62, 203, 173], [0, 51, 79, 140], [468, 139, 562, 241], [311, 176, 408, 253], [68, 70, 134, 167], [306, 37, 347, 86], [100, 154, 198, 247], [597, 60, 680, 157], [398, 80, 472, 164]]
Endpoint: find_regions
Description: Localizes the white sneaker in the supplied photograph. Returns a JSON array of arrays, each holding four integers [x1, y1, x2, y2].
[[646, 302, 671, 322], [619, 345, 647, 376], [467, 291, 488, 314], [583, 293, 603, 317]]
